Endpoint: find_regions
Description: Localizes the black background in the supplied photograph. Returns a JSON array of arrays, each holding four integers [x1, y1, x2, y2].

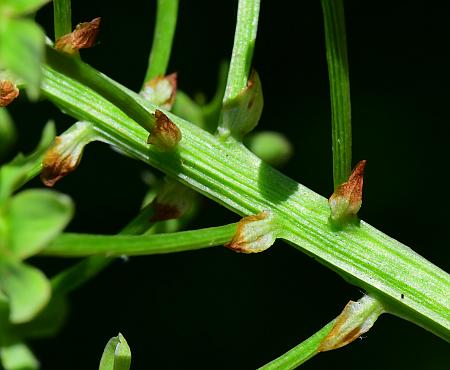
[[7, 0, 450, 369]]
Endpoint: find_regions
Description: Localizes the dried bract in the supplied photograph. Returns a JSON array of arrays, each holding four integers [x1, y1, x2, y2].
[[55, 17, 101, 54], [318, 295, 384, 352], [147, 110, 182, 151], [225, 210, 277, 253], [41, 122, 96, 186], [0, 81, 19, 107], [329, 160, 366, 224]]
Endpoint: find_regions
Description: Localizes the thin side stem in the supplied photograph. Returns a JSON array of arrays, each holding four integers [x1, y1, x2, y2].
[[143, 0, 178, 84], [42, 224, 237, 257], [321, 0, 352, 188], [53, 0, 72, 40], [223, 0, 260, 103], [258, 320, 335, 370]]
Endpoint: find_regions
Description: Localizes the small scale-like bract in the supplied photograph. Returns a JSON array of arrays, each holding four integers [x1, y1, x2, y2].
[[41, 122, 96, 186], [329, 160, 366, 224], [0, 80, 19, 107], [141, 73, 177, 110], [147, 110, 182, 151], [218, 69, 263, 140], [55, 17, 101, 54], [225, 210, 277, 253], [318, 295, 384, 352]]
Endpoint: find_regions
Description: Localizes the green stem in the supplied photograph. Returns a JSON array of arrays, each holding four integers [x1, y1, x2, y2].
[[39, 62, 450, 340], [143, 0, 178, 84], [42, 224, 236, 257], [259, 320, 335, 370], [321, 0, 352, 188], [53, 0, 72, 39], [223, 0, 260, 103]]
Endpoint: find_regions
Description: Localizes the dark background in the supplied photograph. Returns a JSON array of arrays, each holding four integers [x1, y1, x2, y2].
[[7, 0, 450, 369]]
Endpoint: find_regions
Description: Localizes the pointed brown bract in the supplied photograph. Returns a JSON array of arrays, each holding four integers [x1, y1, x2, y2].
[[41, 137, 82, 187], [147, 110, 182, 151], [0, 80, 19, 107], [329, 160, 366, 223], [55, 17, 101, 54], [40, 122, 95, 186], [141, 73, 177, 109], [225, 210, 277, 253]]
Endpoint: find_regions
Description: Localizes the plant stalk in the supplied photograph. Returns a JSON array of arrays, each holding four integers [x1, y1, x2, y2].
[[143, 0, 178, 84], [321, 0, 352, 188], [53, 0, 72, 40], [39, 61, 450, 340]]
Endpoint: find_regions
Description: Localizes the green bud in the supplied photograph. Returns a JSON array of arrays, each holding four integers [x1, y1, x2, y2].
[[99, 333, 131, 370]]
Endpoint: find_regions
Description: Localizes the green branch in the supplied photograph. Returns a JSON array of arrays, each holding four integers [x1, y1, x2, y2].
[[144, 0, 178, 84], [223, 0, 260, 103], [258, 321, 335, 370], [321, 0, 352, 187], [39, 59, 449, 340], [42, 224, 236, 257], [53, 0, 72, 39]]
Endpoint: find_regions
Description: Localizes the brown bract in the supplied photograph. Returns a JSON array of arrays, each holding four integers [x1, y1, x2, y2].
[[329, 160, 366, 221], [55, 17, 101, 54], [224, 211, 276, 253], [41, 137, 80, 187], [319, 301, 363, 352], [0, 80, 19, 107], [147, 110, 182, 151]]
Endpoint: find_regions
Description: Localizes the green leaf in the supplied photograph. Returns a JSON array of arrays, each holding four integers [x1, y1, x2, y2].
[[0, 339, 39, 370], [0, 121, 55, 203], [8, 189, 73, 259], [0, 109, 16, 161], [0, 0, 50, 16], [0, 259, 51, 323], [0, 18, 45, 100], [99, 333, 131, 370]]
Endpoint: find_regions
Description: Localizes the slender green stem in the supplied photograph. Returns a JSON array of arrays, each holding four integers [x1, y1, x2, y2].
[[39, 61, 450, 340], [258, 320, 335, 370], [223, 0, 260, 103], [143, 0, 178, 84], [53, 0, 72, 39], [42, 224, 236, 257], [321, 0, 352, 188]]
